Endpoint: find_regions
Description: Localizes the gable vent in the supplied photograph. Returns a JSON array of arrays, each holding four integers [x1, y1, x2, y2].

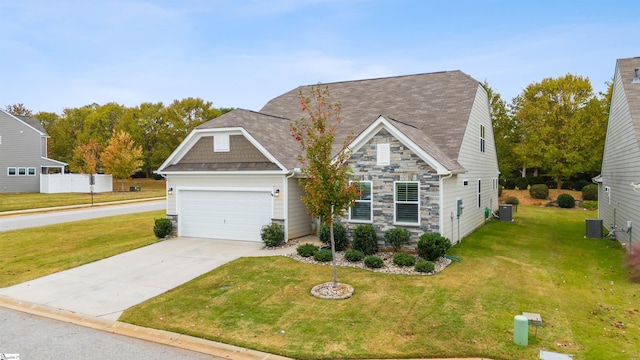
[[633, 69, 640, 84]]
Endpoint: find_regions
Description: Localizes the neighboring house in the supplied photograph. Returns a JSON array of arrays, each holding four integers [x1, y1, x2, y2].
[[157, 70, 500, 244], [0, 109, 67, 193], [596, 57, 640, 246]]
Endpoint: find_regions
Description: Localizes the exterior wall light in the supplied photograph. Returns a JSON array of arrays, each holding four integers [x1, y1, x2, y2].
[[272, 189, 280, 197], [168, 187, 174, 196]]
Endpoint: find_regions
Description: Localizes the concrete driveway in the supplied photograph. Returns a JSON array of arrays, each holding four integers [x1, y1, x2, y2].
[[0, 237, 297, 320]]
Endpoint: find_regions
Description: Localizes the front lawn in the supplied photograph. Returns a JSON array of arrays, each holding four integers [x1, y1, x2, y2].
[[0, 178, 166, 212], [120, 206, 639, 360], [0, 210, 163, 287]]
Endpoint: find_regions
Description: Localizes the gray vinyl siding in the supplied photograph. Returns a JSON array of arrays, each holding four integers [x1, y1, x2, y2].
[[599, 64, 640, 246], [0, 111, 43, 193], [441, 85, 500, 243], [286, 177, 311, 239]]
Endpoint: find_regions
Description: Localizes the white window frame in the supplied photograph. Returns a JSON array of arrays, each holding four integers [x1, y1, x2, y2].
[[214, 134, 230, 152], [377, 143, 390, 166], [492, 177, 498, 190], [463, 179, 469, 186], [18, 167, 26, 176], [27, 167, 36, 176], [7, 167, 16, 176], [477, 179, 482, 208], [480, 124, 486, 153], [349, 181, 373, 223], [394, 181, 420, 225], [604, 186, 611, 204]]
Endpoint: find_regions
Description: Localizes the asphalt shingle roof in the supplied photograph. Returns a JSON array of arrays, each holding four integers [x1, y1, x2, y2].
[[618, 58, 640, 139], [196, 70, 481, 172]]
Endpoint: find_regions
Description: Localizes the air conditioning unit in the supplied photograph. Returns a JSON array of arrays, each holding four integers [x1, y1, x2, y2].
[[586, 218, 603, 239]]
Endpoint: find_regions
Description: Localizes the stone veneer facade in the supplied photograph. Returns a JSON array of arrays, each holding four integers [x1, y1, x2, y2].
[[339, 129, 440, 246]]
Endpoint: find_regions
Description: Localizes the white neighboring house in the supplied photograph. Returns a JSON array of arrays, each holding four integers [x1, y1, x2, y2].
[[597, 57, 640, 246], [157, 71, 500, 244]]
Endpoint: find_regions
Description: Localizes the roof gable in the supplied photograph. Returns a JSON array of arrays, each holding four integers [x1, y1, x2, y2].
[[617, 57, 640, 139], [0, 109, 47, 136]]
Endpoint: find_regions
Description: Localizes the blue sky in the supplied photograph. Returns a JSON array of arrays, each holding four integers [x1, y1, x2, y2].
[[1, 0, 638, 114]]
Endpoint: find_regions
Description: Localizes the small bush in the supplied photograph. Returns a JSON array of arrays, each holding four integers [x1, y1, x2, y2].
[[364, 255, 384, 268], [153, 218, 173, 238], [415, 260, 435, 273], [417, 233, 452, 261], [297, 243, 319, 257], [582, 184, 598, 201], [261, 223, 285, 247], [344, 249, 365, 262], [384, 227, 412, 251], [625, 244, 640, 282], [573, 180, 590, 191], [503, 178, 516, 190], [514, 177, 529, 190], [393, 252, 416, 266], [498, 185, 503, 197], [352, 224, 378, 255], [529, 184, 549, 199], [313, 249, 333, 262], [319, 223, 348, 251], [545, 181, 557, 189], [505, 196, 519, 205], [557, 193, 575, 208], [528, 177, 545, 185], [582, 200, 598, 211], [560, 181, 574, 190]]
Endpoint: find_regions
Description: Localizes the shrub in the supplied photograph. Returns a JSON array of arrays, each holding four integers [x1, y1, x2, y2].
[[415, 260, 435, 273], [313, 249, 333, 262], [561, 181, 574, 190], [514, 177, 528, 190], [503, 178, 516, 190], [582, 200, 598, 211], [557, 193, 575, 208], [344, 249, 365, 262], [529, 184, 549, 199], [393, 252, 416, 266], [528, 177, 545, 185], [352, 224, 378, 255], [582, 184, 598, 201], [153, 218, 173, 238], [384, 227, 412, 251], [417, 233, 452, 261], [498, 185, 503, 197], [297, 243, 319, 257], [261, 223, 285, 247], [625, 244, 640, 282], [573, 180, 590, 191], [545, 181, 557, 189], [505, 196, 519, 205], [319, 222, 348, 251], [364, 255, 384, 268]]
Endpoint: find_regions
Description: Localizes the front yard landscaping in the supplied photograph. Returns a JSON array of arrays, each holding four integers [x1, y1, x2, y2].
[[120, 206, 640, 360]]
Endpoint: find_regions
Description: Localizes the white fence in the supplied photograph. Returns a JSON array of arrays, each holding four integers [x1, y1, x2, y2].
[[40, 174, 113, 194]]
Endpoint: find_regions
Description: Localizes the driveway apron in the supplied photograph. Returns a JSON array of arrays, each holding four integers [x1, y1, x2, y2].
[[0, 237, 268, 320]]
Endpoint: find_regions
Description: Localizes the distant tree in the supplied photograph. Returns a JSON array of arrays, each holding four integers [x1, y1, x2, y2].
[[101, 131, 143, 191], [511, 74, 605, 188], [484, 82, 520, 178], [5, 103, 32, 116], [69, 139, 102, 174], [290, 85, 359, 286], [164, 97, 222, 143]]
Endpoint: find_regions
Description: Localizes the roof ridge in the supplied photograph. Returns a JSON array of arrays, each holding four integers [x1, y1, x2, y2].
[[235, 108, 293, 122], [298, 70, 466, 88]]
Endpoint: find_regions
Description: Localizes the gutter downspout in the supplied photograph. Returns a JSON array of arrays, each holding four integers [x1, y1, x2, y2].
[[439, 172, 453, 240], [283, 168, 300, 242]]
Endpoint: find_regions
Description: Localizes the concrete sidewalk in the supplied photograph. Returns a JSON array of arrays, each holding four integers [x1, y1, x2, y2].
[[0, 237, 301, 320]]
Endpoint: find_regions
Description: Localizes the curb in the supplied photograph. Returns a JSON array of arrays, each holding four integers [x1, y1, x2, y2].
[[0, 197, 166, 217], [0, 295, 291, 360]]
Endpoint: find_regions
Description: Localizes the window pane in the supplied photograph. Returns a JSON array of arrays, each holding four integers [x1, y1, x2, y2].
[[8, 168, 16, 176], [18, 168, 26, 175], [28, 168, 36, 175], [351, 202, 371, 221], [396, 182, 418, 201], [396, 203, 418, 223], [359, 182, 371, 200]]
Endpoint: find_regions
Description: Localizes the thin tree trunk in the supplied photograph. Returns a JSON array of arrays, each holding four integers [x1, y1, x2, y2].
[[330, 204, 338, 286]]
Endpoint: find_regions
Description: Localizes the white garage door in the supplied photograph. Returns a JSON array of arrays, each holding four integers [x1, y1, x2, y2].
[[179, 190, 272, 241]]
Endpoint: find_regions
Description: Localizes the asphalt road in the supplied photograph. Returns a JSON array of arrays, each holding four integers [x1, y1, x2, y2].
[[0, 307, 220, 359], [0, 200, 165, 232]]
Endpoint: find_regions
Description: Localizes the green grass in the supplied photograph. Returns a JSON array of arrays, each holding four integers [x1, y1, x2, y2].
[[120, 206, 640, 360], [0, 178, 166, 212], [0, 210, 164, 287]]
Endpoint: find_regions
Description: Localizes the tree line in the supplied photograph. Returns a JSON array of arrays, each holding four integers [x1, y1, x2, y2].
[[6, 98, 233, 179], [6, 73, 611, 189]]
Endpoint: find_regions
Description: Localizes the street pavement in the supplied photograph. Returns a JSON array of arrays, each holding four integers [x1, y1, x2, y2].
[[0, 200, 165, 232], [0, 307, 221, 359]]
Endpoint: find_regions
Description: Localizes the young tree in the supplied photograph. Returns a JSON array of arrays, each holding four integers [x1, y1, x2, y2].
[[511, 74, 606, 188], [290, 85, 359, 286], [101, 130, 143, 191], [5, 103, 32, 116], [69, 139, 102, 174]]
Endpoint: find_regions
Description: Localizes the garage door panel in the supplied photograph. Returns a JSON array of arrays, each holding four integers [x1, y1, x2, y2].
[[179, 190, 272, 241]]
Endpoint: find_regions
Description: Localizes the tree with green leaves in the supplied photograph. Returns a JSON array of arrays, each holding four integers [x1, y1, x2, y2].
[[511, 74, 607, 188], [101, 130, 143, 191], [69, 138, 102, 174], [484, 82, 521, 178], [290, 85, 359, 286]]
